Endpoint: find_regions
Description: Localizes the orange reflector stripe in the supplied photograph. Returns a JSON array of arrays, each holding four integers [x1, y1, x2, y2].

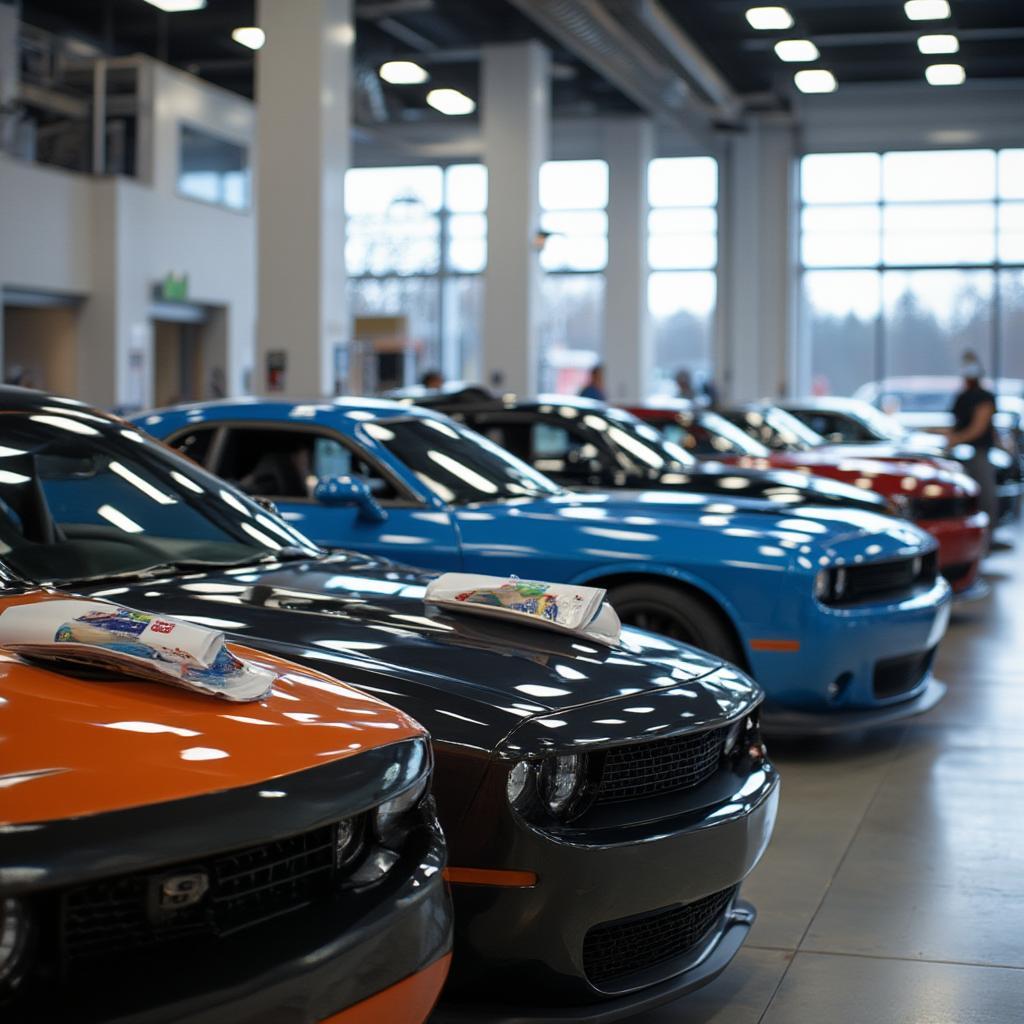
[[444, 867, 538, 888], [750, 639, 801, 652]]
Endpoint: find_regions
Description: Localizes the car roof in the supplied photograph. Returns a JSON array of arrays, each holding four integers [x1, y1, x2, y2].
[[781, 396, 871, 413], [138, 395, 445, 428]]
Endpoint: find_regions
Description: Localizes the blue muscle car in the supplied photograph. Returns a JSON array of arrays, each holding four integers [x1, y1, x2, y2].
[[138, 398, 953, 730]]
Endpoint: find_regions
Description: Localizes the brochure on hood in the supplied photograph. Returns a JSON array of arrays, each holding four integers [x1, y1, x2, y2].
[[0, 599, 275, 701], [424, 573, 621, 647]]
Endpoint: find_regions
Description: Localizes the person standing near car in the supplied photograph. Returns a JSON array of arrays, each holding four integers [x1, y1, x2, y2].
[[947, 357, 998, 547]]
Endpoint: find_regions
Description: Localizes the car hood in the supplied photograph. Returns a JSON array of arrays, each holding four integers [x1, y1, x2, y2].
[[655, 463, 888, 512], [72, 553, 750, 754], [741, 449, 974, 497], [0, 600, 423, 825]]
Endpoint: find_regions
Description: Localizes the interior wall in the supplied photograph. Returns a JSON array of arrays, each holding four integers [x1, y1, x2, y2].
[[2, 305, 78, 397]]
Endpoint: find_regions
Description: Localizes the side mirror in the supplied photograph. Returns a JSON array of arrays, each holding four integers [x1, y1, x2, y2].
[[253, 496, 280, 516], [313, 475, 388, 523]]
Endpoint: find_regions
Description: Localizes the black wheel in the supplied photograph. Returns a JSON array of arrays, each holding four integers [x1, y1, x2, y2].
[[607, 581, 743, 663]]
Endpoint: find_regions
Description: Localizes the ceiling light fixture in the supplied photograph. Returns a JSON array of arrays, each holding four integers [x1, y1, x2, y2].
[[917, 33, 959, 54], [925, 63, 965, 86], [794, 69, 838, 94], [904, 1, 951, 21], [231, 26, 265, 50], [379, 60, 430, 85], [745, 6, 794, 30], [426, 88, 475, 116], [774, 39, 820, 62], [142, 0, 207, 11]]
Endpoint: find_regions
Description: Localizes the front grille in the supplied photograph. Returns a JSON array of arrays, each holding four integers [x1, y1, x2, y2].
[[873, 647, 936, 700], [593, 727, 727, 804], [908, 496, 977, 520], [60, 822, 351, 970], [582, 886, 736, 986], [837, 551, 938, 605]]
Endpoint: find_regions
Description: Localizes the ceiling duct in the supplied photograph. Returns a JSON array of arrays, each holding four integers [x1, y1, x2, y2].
[[505, 0, 741, 128]]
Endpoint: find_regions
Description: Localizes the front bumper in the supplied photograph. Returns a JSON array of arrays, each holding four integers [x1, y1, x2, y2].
[[440, 765, 778, 1015], [919, 512, 986, 593], [763, 674, 946, 736], [748, 576, 952, 714], [9, 821, 452, 1024], [434, 902, 755, 1024]]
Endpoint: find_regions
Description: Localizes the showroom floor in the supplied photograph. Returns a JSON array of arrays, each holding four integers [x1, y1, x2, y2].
[[628, 526, 1024, 1023]]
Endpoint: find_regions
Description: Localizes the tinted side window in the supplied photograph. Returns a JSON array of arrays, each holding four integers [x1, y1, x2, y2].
[[215, 427, 398, 502], [172, 426, 217, 466]]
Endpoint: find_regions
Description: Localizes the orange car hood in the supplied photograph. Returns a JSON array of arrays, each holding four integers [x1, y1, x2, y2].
[[0, 594, 422, 826]]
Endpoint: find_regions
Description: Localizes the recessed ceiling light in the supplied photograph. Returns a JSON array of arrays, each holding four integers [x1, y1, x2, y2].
[[231, 26, 265, 50], [917, 33, 959, 54], [774, 39, 820, 62], [142, 0, 206, 11], [745, 7, 794, 31], [794, 69, 838, 94], [925, 63, 965, 86], [379, 60, 430, 85], [426, 88, 475, 116], [904, 1, 951, 21]]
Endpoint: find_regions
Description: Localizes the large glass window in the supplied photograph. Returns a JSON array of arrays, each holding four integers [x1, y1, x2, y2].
[[799, 148, 1024, 395], [178, 124, 250, 211], [345, 163, 486, 385], [647, 157, 718, 398], [538, 160, 608, 392]]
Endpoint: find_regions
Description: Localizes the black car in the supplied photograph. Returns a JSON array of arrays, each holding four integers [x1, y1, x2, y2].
[[408, 389, 895, 515], [0, 387, 779, 1022]]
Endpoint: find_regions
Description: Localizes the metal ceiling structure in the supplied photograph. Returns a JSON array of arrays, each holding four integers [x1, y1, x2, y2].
[[16, 0, 1024, 130]]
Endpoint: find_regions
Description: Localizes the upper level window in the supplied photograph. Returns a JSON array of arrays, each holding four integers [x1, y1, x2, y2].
[[177, 125, 250, 211]]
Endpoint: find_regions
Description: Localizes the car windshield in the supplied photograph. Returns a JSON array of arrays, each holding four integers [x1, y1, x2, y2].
[[586, 408, 697, 470], [841, 402, 909, 441], [729, 408, 826, 451], [0, 413, 321, 585], [362, 416, 565, 504]]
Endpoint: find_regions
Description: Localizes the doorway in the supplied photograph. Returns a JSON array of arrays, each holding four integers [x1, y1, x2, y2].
[[2, 300, 80, 397], [151, 302, 227, 407]]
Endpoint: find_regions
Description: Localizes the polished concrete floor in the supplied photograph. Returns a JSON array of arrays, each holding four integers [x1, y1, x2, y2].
[[636, 527, 1024, 1023]]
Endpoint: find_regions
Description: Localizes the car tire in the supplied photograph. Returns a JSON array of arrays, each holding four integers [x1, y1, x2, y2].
[[607, 581, 743, 664]]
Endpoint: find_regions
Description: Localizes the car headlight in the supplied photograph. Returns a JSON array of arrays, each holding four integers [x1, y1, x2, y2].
[[376, 773, 429, 848], [506, 760, 531, 806], [335, 816, 364, 869], [0, 898, 29, 988], [539, 754, 585, 817]]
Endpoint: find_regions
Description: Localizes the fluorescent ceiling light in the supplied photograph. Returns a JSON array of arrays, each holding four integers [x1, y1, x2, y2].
[[142, 0, 207, 11], [379, 60, 430, 85], [925, 62, 965, 86], [774, 39, 819, 62], [917, 33, 959, 54], [745, 6, 794, 30], [231, 26, 265, 50], [904, 1, 951, 21], [794, 69, 838, 94], [426, 88, 475, 116]]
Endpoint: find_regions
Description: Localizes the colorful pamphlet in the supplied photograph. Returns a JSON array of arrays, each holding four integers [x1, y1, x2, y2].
[[424, 573, 621, 646], [0, 599, 274, 701]]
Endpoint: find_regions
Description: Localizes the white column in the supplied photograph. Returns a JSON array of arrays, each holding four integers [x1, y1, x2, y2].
[[603, 117, 654, 405], [256, 0, 352, 397], [481, 41, 550, 396], [717, 116, 798, 403]]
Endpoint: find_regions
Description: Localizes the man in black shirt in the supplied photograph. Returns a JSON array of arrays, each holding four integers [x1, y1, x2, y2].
[[947, 357, 998, 546]]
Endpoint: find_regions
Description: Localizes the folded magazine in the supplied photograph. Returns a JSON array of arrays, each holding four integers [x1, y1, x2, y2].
[[0, 599, 275, 701], [424, 573, 621, 646]]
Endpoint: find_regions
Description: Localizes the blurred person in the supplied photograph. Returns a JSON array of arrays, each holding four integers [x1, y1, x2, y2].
[[675, 369, 695, 401], [947, 356, 998, 548], [420, 369, 443, 390], [579, 363, 606, 401]]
